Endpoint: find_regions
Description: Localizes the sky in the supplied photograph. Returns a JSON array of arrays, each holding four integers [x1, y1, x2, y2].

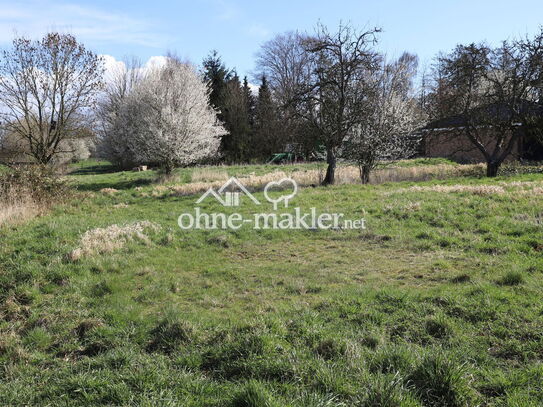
[[1, 0, 543, 81]]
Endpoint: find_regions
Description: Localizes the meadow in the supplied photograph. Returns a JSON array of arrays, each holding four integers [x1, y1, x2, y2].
[[0, 160, 542, 406]]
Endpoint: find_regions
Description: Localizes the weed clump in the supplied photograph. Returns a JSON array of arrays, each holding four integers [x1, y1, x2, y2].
[[99, 188, 119, 196], [360, 334, 380, 349]]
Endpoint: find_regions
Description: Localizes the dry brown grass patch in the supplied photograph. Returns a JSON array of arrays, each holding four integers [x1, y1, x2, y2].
[[69, 221, 161, 261], [407, 185, 506, 195], [0, 184, 40, 226], [390, 179, 543, 196], [369, 163, 485, 184], [155, 163, 487, 198], [191, 168, 229, 183], [100, 188, 119, 196]]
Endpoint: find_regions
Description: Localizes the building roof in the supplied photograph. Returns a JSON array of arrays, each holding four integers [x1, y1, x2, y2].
[[423, 101, 543, 131]]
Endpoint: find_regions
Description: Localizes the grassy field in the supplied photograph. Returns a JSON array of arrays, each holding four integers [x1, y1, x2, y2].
[[0, 160, 542, 406]]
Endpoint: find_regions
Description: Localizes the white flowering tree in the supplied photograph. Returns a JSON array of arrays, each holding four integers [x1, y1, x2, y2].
[[344, 53, 422, 184], [120, 59, 225, 172]]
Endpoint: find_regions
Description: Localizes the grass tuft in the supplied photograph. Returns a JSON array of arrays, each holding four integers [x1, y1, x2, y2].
[[407, 354, 474, 407], [497, 271, 524, 286], [314, 338, 346, 360], [425, 317, 453, 340], [231, 380, 278, 407], [146, 317, 195, 354]]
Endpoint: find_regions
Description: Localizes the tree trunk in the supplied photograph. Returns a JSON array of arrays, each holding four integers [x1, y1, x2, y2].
[[323, 148, 336, 185], [486, 161, 500, 177], [360, 165, 371, 184], [163, 161, 175, 174]]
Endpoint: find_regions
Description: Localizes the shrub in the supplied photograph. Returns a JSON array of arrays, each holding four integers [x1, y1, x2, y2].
[[0, 165, 67, 203], [0, 165, 68, 226]]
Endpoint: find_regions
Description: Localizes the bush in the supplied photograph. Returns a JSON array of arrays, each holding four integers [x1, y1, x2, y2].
[[0, 165, 68, 226], [0, 164, 68, 203], [499, 162, 543, 176]]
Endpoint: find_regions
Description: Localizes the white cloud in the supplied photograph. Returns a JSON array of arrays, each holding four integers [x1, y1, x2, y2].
[[248, 82, 260, 95], [144, 56, 169, 71], [100, 54, 127, 82], [0, 1, 167, 48], [100, 54, 172, 83]]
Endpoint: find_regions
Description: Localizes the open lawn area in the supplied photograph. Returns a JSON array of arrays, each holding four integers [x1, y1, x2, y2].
[[1, 161, 543, 406]]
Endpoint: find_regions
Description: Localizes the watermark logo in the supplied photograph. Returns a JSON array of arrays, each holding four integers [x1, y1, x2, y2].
[[196, 177, 260, 206], [264, 178, 297, 209], [178, 177, 366, 231]]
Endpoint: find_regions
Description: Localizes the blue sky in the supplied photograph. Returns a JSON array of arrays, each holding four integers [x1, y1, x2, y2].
[[2, 0, 543, 80]]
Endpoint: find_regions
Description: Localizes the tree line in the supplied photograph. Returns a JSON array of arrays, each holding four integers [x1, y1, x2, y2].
[[1, 24, 543, 182]]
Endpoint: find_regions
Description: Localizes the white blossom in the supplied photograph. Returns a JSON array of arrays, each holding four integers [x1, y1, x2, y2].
[[99, 58, 225, 171]]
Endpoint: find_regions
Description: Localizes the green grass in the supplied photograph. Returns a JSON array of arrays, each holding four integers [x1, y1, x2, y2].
[[0, 163, 9, 174], [391, 157, 459, 167], [67, 159, 326, 192], [0, 160, 542, 405]]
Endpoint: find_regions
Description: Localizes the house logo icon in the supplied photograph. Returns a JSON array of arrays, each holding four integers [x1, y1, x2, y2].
[[196, 177, 261, 207]]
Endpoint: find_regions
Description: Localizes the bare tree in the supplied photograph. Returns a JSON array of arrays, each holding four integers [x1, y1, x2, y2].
[[96, 57, 144, 168], [429, 30, 543, 176], [255, 31, 312, 107], [297, 23, 381, 185], [119, 58, 225, 173], [344, 53, 423, 183], [255, 32, 319, 159], [0, 33, 104, 164]]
